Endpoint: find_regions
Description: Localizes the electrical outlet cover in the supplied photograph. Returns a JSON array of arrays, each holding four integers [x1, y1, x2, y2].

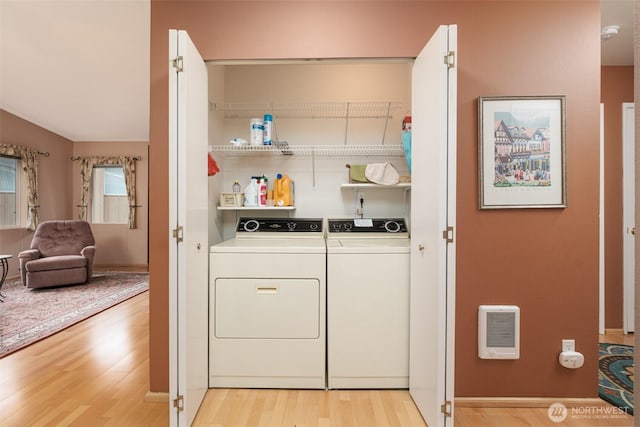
[[562, 339, 575, 352]]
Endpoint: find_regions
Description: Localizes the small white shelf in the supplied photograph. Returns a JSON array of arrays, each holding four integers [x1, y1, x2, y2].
[[217, 206, 296, 211], [341, 183, 411, 190]]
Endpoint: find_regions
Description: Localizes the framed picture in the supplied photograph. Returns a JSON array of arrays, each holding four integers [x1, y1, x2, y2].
[[478, 95, 567, 209]]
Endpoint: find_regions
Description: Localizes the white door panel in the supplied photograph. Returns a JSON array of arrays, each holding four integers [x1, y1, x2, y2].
[[409, 24, 457, 427], [169, 29, 209, 426]]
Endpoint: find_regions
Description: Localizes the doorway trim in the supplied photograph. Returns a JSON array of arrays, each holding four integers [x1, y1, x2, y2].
[[622, 102, 635, 333], [599, 103, 605, 335]]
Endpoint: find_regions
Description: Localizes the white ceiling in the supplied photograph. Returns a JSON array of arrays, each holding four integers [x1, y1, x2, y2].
[[0, 0, 150, 142], [601, 0, 634, 65], [0, 1, 633, 143]]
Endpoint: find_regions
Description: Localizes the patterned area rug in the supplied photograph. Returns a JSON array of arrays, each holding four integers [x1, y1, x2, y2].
[[599, 343, 634, 415], [0, 272, 149, 358]]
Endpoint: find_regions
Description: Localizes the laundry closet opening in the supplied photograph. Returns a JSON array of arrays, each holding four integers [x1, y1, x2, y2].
[[206, 59, 416, 391], [205, 59, 414, 243]]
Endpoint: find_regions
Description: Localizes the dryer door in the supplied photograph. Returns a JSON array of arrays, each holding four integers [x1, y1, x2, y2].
[[215, 278, 320, 339]]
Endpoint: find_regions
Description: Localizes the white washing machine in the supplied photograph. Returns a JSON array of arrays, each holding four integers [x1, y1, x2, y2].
[[209, 217, 326, 389], [326, 217, 410, 389]]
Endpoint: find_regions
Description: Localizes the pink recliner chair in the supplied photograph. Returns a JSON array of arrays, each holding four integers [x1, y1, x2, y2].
[[19, 220, 96, 289]]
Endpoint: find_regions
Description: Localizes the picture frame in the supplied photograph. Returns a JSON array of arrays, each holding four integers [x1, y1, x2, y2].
[[478, 95, 567, 209]]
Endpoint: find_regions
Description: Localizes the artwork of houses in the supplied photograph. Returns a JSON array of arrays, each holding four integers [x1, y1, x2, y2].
[[493, 118, 551, 187]]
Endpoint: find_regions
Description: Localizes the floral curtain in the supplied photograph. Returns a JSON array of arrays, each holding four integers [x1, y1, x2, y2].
[[77, 155, 138, 229], [0, 144, 40, 231]]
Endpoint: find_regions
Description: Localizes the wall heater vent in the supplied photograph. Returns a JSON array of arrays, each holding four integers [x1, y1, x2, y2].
[[478, 305, 520, 359]]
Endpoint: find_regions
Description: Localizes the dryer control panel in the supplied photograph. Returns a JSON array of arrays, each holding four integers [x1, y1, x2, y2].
[[237, 217, 324, 233], [327, 218, 408, 234]]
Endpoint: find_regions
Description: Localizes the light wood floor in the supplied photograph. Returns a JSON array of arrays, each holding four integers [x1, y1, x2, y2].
[[0, 291, 166, 426], [0, 290, 633, 426]]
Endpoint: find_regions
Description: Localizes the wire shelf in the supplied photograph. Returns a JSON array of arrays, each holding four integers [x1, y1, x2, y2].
[[213, 101, 403, 119], [209, 144, 406, 157]]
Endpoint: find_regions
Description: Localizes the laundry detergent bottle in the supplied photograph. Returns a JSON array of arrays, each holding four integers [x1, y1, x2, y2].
[[273, 173, 294, 207], [257, 177, 268, 207], [243, 178, 259, 207]]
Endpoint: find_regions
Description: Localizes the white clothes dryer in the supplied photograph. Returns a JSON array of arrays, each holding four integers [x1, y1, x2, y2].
[[209, 217, 326, 389], [326, 217, 410, 389]]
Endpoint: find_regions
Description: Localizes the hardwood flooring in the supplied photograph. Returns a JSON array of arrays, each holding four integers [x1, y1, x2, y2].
[[193, 388, 427, 427], [599, 329, 634, 346], [0, 289, 633, 426], [0, 291, 166, 426]]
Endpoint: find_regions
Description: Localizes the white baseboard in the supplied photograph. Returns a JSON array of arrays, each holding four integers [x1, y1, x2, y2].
[[455, 397, 607, 408]]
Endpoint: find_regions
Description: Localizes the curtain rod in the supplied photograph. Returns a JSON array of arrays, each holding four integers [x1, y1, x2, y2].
[[70, 155, 143, 161]]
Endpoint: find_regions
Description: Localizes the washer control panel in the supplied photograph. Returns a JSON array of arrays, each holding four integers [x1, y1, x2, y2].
[[237, 217, 324, 233], [327, 218, 408, 234]]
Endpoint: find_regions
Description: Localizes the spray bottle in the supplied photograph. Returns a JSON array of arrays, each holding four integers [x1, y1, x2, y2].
[[258, 176, 268, 207]]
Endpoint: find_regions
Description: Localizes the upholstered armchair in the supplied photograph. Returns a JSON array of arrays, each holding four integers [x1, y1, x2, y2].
[[19, 220, 96, 289]]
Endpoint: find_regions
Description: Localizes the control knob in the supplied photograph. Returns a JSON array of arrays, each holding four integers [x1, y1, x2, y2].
[[243, 219, 260, 232], [384, 220, 401, 233]]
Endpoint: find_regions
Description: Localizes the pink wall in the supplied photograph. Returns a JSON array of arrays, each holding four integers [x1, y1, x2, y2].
[[72, 141, 149, 267], [0, 110, 74, 277], [149, 1, 601, 397], [0, 110, 150, 275]]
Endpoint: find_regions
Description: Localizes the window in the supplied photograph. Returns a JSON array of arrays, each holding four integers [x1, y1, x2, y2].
[[0, 156, 19, 227], [91, 166, 128, 224]]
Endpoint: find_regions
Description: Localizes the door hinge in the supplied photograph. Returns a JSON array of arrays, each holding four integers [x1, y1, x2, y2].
[[440, 400, 452, 417], [444, 51, 455, 68], [173, 395, 184, 412], [172, 225, 184, 242], [172, 56, 184, 72], [442, 226, 454, 243]]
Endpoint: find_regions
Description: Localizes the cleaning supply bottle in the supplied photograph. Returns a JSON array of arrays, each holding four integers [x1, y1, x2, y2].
[[250, 118, 264, 146], [243, 177, 258, 207], [263, 114, 273, 145], [257, 177, 268, 207], [232, 180, 241, 193], [274, 173, 294, 207]]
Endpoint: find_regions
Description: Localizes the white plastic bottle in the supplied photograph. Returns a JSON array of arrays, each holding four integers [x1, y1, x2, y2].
[[243, 178, 258, 207], [250, 118, 264, 146]]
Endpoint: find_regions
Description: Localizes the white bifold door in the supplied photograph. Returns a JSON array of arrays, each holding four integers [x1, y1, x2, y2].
[[409, 24, 457, 427], [168, 25, 457, 427], [168, 29, 209, 426]]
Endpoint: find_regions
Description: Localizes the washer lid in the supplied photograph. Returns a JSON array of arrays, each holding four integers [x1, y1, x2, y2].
[[326, 238, 410, 254], [327, 218, 409, 238]]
